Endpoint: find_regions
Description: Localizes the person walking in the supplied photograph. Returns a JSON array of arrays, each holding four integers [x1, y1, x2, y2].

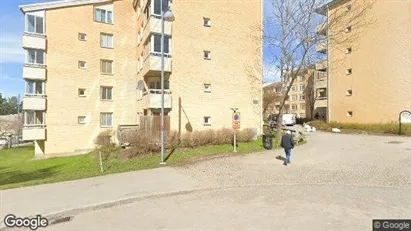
[[281, 130, 294, 166]]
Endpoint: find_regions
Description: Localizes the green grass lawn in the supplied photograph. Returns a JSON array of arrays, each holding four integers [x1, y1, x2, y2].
[[0, 138, 268, 190]]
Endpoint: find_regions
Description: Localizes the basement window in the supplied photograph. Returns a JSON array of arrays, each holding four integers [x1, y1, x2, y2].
[[78, 33, 87, 41], [204, 84, 211, 93], [78, 61, 87, 69], [346, 68, 352, 75], [203, 17, 211, 27], [345, 26, 352, 33], [78, 88, 86, 97], [203, 116, 211, 126], [347, 111, 353, 117], [346, 47, 352, 54], [345, 5, 352, 12], [78, 116, 86, 124], [346, 90, 352, 96], [204, 50, 211, 60]]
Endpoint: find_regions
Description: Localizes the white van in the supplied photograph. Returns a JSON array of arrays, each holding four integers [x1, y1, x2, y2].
[[282, 114, 296, 126]]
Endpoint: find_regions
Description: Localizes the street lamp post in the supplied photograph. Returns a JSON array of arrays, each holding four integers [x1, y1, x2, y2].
[[160, 2, 175, 165]]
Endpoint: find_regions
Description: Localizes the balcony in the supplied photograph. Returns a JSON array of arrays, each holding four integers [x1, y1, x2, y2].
[[140, 50, 172, 76], [139, 89, 172, 109], [22, 125, 46, 141], [316, 41, 327, 54], [316, 22, 327, 35], [23, 96, 46, 110], [22, 33, 46, 50], [142, 15, 172, 43], [315, 59, 327, 71], [23, 65, 46, 80]]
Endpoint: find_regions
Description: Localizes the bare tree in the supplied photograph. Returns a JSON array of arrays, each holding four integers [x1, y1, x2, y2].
[[265, 0, 375, 138], [305, 71, 316, 120]]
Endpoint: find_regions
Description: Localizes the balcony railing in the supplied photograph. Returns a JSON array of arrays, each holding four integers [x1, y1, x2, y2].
[[316, 41, 327, 53], [23, 96, 46, 110], [316, 22, 327, 35], [22, 125, 46, 141], [140, 50, 172, 76], [315, 59, 327, 71], [22, 32, 46, 50], [23, 65, 46, 80], [142, 14, 172, 44], [139, 89, 172, 109]]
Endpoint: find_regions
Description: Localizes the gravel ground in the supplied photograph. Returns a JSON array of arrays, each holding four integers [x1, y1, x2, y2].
[[44, 131, 411, 230]]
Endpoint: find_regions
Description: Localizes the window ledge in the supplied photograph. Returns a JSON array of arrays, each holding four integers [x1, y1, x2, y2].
[[203, 124, 211, 126], [24, 94, 47, 98], [100, 126, 113, 128], [101, 47, 114, 49], [204, 58, 211, 60], [79, 95, 86, 97], [101, 73, 114, 76], [94, 20, 114, 25], [24, 63, 46, 68], [101, 99, 114, 102]]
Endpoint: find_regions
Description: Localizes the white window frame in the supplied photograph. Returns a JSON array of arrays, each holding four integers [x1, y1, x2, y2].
[[78, 116, 86, 124], [25, 49, 45, 65], [25, 80, 45, 96], [291, 95, 297, 101], [25, 13, 45, 34], [204, 84, 211, 93], [291, 104, 297, 110], [101, 112, 113, 127], [300, 104, 305, 110], [78, 88, 86, 97], [300, 95, 305, 101], [78, 61, 87, 69], [24, 110, 45, 125], [345, 26, 352, 33], [300, 84, 306, 91], [347, 111, 353, 117], [100, 33, 114, 48], [346, 90, 352, 96], [291, 86, 297, 92], [152, 34, 171, 55], [203, 50, 211, 60], [94, 8, 114, 24], [203, 116, 211, 126], [101, 59, 113, 74], [78, 33, 87, 41], [101, 86, 113, 100], [346, 68, 352, 75]]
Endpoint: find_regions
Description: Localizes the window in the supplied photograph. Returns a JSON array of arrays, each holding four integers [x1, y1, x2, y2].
[[148, 81, 169, 89], [346, 47, 352, 54], [291, 86, 297, 92], [300, 84, 306, 91], [317, 88, 327, 99], [153, 34, 170, 54], [203, 17, 211, 27], [25, 111, 44, 125], [253, 100, 259, 105], [78, 88, 86, 97], [345, 5, 352, 12], [101, 60, 113, 74], [291, 104, 297, 110], [275, 87, 281, 93], [346, 68, 352, 75], [204, 84, 211, 93], [346, 89, 352, 96], [203, 116, 211, 126], [300, 113, 306, 118], [300, 95, 305, 101], [26, 14, 44, 34], [300, 76, 306, 82], [78, 116, 86, 124], [101, 33, 113, 48], [78, 33, 87, 41], [25, 80, 44, 95], [101, 113, 113, 127], [101, 86, 113, 100], [300, 104, 306, 110], [347, 111, 353, 117], [78, 61, 87, 69], [204, 50, 211, 60], [26, 49, 44, 65], [95, 8, 113, 24], [285, 95, 290, 101], [153, 0, 169, 15], [345, 26, 352, 33], [291, 95, 297, 101]]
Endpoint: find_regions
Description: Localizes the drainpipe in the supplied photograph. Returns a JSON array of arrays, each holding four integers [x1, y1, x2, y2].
[[326, 5, 331, 122]]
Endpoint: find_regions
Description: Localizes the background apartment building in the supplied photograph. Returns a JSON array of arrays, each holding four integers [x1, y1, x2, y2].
[[316, 0, 411, 123], [20, 0, 263, 156], [263, 75, 308, 119]]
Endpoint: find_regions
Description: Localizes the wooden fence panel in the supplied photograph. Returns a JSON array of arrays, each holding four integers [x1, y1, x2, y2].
[[139, 116, 170, 135]]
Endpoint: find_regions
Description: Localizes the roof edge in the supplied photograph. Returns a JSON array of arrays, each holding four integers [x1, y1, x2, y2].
[[19, 0, 112, 13], [315, 0, 345, 15]]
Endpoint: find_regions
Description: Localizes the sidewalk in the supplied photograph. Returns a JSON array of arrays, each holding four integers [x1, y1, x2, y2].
[[0, 167, 199, 221]]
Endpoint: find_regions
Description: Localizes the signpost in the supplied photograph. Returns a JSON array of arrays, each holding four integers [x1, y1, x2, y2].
[[399, 110, 411, 135], [231, 109, 240, 152]]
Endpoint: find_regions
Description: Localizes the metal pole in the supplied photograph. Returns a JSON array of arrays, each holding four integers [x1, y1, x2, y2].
[[99, 151, 104, 173], [233, 130, 237, 152], [160, 2, 166, 165]]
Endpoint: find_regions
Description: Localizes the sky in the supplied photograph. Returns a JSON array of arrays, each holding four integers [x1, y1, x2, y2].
[[0, 0, 279, 98]]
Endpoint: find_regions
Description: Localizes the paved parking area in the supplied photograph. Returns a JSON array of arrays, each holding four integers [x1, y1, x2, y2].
[[46, 132, 411, 230]]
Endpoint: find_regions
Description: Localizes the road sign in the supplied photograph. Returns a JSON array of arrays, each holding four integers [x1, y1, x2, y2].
[[232, 112, 240, 130]]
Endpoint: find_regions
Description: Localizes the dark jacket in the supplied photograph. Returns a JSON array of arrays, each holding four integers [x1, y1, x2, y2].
[[281, 134, 294, 150]]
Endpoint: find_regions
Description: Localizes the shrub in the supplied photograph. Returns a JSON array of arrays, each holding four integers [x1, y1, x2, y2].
[[214, 128, 232, 145], [237, 128, 256, 142], [166, 131, 180, 149], [95, 129, 113, 147]]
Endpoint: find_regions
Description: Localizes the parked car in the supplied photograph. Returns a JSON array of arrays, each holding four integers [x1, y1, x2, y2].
[[282, 114, 297, 126]]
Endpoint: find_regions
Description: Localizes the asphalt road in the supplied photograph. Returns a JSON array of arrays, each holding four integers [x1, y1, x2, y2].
[[45, 131, 411, 230]]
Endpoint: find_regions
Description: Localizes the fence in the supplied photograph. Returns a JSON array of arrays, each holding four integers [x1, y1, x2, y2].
[[139, 116, 170, 136]]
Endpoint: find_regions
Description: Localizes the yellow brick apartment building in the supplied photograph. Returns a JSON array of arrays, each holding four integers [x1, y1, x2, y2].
[[20, 0, 263, 156], [316, 0, 411, 123]]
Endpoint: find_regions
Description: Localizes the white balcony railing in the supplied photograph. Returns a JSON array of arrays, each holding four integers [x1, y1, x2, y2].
[[22, 32, 46, 50], [316, 41, 327, 53], [23, 96, 46, 110], [23, 65, 46, 80], [316, 22, 327, 35], [142, 14, 172, 43], [139, 89, 172, 109], [22, 125, 46, 141]]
